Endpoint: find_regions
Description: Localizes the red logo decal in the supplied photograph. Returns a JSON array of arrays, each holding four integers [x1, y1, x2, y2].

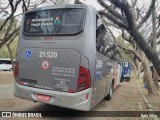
[[42, 60, 49, 70]]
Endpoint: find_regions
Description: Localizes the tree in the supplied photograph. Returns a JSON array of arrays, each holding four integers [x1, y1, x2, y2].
[[117, 37, 157, 95], [97, 0, 160, 79], [0, 0, 69, 49], [151, 2, 159, 90], [0, 0, 69, 69], [95, 0, 160, 94], [75, 0, 82, 4]]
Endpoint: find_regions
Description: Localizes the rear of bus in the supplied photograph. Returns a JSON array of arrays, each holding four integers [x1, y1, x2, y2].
[[14, 5, 97, 111]]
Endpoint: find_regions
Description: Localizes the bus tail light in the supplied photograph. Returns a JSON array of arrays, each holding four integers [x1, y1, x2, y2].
[[14, 61, 19, 80], [77, 66, 91, 92]]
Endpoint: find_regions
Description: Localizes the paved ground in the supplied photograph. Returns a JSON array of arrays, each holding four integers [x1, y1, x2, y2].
[[0, 84, 13, 99], [0, 71, 157, 120], [0, 71, 13, 85]]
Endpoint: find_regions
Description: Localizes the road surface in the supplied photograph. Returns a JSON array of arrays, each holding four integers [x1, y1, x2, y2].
[[0, 72, 153, 120]]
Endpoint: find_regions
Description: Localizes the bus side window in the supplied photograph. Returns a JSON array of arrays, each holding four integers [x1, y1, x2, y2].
[[96, 15, 98, 29], [96, 15, 100, 52], [96, 15, 106, 54]]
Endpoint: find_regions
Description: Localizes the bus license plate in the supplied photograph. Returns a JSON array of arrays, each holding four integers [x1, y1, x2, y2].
[[37, 94, 50, 102]]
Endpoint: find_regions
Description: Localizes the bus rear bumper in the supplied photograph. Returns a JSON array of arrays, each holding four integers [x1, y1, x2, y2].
[[14, 82, 92, 111]]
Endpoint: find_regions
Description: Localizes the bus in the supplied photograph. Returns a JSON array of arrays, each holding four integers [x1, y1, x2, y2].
[[14, 4, 122, 111], [121, 61, 130, 82], [0, 58, 14, 71]]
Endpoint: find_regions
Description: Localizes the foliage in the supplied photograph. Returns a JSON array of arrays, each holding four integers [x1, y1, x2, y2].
[[0, 0, 69, 59], [0, 37, 18, 59]]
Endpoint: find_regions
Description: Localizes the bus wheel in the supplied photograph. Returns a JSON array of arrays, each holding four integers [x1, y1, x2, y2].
[[106, 83, 113, 100], [120, 78, 124, 83], [126, 77, 130, 82]]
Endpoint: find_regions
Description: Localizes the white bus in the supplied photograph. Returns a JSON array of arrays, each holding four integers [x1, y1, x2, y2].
[[0, 58, 15, 71]]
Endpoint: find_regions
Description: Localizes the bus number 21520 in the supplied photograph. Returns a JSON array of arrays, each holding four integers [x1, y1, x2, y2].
[[39, 51, 57, 58]]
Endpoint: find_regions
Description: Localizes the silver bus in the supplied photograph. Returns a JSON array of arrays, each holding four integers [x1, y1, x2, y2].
[[14, 4, 122, 111]]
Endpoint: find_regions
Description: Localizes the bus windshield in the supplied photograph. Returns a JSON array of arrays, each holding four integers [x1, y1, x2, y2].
[[23, 8, 86, 35], [0, 60, 11, 64]]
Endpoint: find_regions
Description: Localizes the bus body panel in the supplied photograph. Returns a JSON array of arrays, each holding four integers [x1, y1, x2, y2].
[[113, 62, 122, 89], [91, 52, 113, 108], [117, 64, 122, 86], [18, 48, 80, 92]]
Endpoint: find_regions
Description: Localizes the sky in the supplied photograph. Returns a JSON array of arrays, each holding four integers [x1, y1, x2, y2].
[[1, 0, 158, 35], [76, 0, 103, 10], [0, 0, 103, 20], [75, 0, 151, 10], [0, 0, 155, 19], [0, 0, 158, 38]]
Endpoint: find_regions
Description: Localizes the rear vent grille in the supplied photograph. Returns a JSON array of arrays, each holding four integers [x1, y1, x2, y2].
[[19, 78, 37, 84]]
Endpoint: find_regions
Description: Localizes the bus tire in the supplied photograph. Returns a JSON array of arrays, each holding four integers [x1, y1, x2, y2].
[[126, 77, 130, 82], [105, 83, 113, 100]]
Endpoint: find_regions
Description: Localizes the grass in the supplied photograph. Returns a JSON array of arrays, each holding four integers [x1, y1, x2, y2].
[[134, 74, 160, 111]]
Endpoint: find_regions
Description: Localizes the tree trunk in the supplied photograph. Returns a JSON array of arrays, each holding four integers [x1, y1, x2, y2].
[[123, 2, 160, 78], [141, 51, 157, 96], [130, 60, 137, 74], [129, 29, 160, 78], [152, 4, 160, 90], [134, 58, 141, 79], [137, 62, 141, 79], [143, 60, 157, 96], [153, 68, 159, 90]]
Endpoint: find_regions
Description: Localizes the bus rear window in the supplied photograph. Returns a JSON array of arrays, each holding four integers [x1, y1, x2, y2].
[[23, 8, 86, 35]]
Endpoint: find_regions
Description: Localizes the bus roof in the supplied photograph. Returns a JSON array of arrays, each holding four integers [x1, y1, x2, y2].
[[27, 4, 89, 13], [0, 58, 15, 61]]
